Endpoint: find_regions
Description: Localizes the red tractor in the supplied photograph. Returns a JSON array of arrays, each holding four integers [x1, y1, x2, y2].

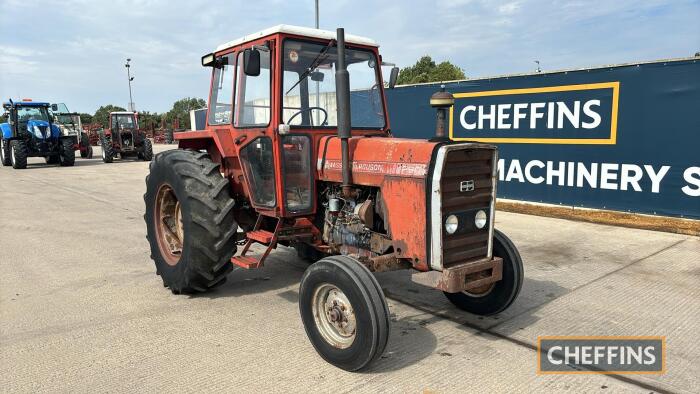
[[101, 111, 153, 162], [143, 25, 523, 371]]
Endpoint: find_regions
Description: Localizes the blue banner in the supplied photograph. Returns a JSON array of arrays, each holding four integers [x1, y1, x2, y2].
[[386, 58, 700, 219]]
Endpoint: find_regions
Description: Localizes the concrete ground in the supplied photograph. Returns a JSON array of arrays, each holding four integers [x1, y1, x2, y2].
[[0, 145, 698, 393]]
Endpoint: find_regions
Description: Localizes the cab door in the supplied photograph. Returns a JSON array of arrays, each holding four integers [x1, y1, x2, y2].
[[228, 41, 280, 216]]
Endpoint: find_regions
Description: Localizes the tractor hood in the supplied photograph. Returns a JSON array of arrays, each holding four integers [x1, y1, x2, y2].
[[317, 136, 439, 184], [26, 120, 60, 140]]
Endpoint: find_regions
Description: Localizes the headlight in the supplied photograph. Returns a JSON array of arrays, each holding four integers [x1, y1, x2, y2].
[[475, 210, 487, 229], [32, 125, 43, 139], [444, 215, 459, 234]]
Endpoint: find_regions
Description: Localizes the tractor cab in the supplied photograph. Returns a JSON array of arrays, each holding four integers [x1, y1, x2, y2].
[[1, 99, 76, 169], [178, 25, 398, 217]]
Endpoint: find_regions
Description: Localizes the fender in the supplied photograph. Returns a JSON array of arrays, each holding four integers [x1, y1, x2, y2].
[[0, 123, 13, 139], [176, 129, 238, 157]]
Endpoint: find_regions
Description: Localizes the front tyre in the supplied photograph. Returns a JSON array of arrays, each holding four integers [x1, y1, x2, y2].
[[59, 139, 76, 166], [144, 149, 237, 294], [101, 137, 113, 163], [10, 140, 27, 169], [140, 138, 153, 161], [299, 256, 390, 371], [0, 139, 11, 166], [443, 229, 524, 316]]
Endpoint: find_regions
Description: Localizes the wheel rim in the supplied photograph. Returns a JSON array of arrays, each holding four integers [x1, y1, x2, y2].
[[102, 148, 105, 159], [11, 145, 16, 164], [312, 283, 357, 349], [154, 183, 184, 266]]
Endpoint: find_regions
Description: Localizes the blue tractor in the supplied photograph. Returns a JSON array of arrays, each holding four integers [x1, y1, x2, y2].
[[1, 99, 76, 169]]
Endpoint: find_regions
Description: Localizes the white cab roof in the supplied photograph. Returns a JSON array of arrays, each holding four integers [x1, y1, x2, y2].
[[110, 111, 136, 115], [215, 24, 379, 52]]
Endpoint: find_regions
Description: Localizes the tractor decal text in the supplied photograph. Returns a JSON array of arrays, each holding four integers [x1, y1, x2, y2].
[[321, 159, 428, 178]]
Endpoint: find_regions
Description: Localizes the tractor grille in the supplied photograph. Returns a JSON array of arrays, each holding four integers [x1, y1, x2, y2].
[[439, 148, 495, 268]]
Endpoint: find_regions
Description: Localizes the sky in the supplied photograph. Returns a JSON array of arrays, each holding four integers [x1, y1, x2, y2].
[[1, 0, 698, 114]]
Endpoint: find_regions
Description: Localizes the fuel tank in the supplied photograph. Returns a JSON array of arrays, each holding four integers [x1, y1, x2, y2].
[[317, 136, 440, 270]]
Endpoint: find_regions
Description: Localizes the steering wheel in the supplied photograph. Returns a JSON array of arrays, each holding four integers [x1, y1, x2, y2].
[[287, 107, 328, 127]]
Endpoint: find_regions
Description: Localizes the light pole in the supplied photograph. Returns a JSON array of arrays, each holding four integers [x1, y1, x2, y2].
[[534, 60, 541, 73], [125, 58, 135, 111]]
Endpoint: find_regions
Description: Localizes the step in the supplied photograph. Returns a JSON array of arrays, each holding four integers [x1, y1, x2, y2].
[[246, 230, 274, 244], [231, 255, 263, 269]]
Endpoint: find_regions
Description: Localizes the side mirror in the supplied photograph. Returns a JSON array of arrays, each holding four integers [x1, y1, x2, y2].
[[388, 67, 400, 89], [243, 48, 261, 76], [51, 104, 58, 111]]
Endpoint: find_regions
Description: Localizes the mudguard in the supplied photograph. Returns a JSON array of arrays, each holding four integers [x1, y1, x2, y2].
[[0, 123, 12, 139]]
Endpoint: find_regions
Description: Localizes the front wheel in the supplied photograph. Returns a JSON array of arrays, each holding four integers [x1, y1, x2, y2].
[[443, 229, 524, 315], [101, 137, 113, 163], [140, 138, 153, 161], [144, 149, 238, 294], [0, 139, 11, 166], [10, 140, 27, 169], [299, 255, 390, 371]]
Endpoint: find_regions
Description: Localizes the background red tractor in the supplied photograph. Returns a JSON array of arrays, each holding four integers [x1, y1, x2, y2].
[[100, 111, 153, 162], [143, 25, 523, 371]]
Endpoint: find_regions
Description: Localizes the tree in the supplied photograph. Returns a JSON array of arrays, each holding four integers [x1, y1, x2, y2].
[[164, 97, 206, 130], [138, 111, 162, 130], [79, 113, 93, 125], [93, 105, 126, 127], [396, 56, 466, 85]]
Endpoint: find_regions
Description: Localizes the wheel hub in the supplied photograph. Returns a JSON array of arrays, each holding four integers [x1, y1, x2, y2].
[[312, 284, 356, 349], [154, 183, 184, 266]]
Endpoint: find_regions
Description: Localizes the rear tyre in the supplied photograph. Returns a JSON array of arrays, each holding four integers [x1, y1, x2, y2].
[[0, 139, 11, 166], [59, 139, 76, 167], [443, 229, 524, 316], [10, 140, 27, 169], [101, 137, 113, 163], [140, 138, 153, 161], [80, 133, 90, 158], [144, 149, 238, 294], [299, 255, 390, 371]]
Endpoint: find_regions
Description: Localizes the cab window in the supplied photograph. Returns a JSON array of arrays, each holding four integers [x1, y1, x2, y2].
[[234, 49, 271, 127], [208, 54, 235, 125]]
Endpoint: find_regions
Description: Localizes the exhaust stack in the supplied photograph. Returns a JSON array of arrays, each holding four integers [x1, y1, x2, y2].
[[335, 28, 353, 197]]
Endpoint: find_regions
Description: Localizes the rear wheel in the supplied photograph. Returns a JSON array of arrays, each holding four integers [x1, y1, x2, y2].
[[10, 140, 27, 169], [101, 137, 113, 163], [0, 139, 11, 166], [144, 149, 238, 294], [443, 229, 524, 315], [299, 255, 390, 371], [80, 133, 91, 158], [59, 139, 75, 166]]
